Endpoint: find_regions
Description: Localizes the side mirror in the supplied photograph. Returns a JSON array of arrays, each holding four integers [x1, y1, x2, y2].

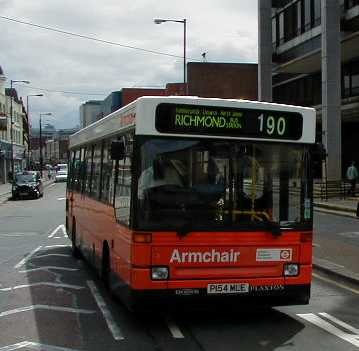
[[110, 140, 125, 160]]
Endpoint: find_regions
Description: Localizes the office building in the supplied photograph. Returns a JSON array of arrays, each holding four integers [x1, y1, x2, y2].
[[258, 0, 359, 180]]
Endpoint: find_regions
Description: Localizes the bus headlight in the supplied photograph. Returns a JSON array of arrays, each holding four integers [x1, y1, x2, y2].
[[284, 264, 299, 276], [151, 267, 169, 280]]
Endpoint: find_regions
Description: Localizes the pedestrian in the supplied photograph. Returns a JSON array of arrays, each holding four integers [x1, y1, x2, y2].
[[346, 161, 358, 196]]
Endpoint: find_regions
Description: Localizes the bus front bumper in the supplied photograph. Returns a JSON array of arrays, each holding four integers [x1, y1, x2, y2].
[[123, 284, 311, 309]]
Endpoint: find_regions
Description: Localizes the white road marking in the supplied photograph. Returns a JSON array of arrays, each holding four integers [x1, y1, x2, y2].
[[44, 244, 70, 248], [315, 258, 345, 269], [0, 341, 82, 351], [53, 237, 63, 239], [48, 225, 66, 238], [14, 246, 42, 269], [0, 233, 39, 237], [87, 280, 124, 340], [165, 316, 185, 338], [0, 341, 31, 351], [48, 183, 56, 188], [338, 232, 359, 238], [313, 273, 359, 295], [0, 282, 85, 292], [33, 254, 71, 259], [319, 313, 359, 334], [312, 243, 320, 248], [57, 197, 66, 201], [297, 313, 359, 348], [0, 305, 96, 318], [19, 266, 78, 273]]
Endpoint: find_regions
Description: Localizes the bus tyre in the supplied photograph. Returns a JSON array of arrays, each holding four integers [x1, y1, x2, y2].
[[101, 244, 111, 290], [71, 221, 80, 259]]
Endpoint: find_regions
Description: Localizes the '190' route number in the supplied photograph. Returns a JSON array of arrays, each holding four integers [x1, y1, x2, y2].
[[258, 115, 286, 136]]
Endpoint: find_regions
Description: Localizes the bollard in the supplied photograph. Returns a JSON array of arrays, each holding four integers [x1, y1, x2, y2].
[[357, 202, 359, 217]]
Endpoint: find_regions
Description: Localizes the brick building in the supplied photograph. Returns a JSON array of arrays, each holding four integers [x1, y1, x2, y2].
[[187, 62, 258, 100]]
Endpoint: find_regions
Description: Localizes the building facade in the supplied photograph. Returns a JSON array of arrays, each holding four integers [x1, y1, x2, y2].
[[258, 0, 359, 180], [31, 127, 78, 166], [0, 66, 28, 183], [79, 100, 102, 128]]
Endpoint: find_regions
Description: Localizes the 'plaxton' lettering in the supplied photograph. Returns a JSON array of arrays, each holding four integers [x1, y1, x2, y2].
[[170, 249, 240, 263]]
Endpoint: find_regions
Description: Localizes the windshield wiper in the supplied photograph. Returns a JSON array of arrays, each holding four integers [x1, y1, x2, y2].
[[177, 221, 193, 237], [263, 221, 282, 236]]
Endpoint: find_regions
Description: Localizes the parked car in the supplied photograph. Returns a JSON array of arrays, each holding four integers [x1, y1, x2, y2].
[[12, 171, 44, 199], [55, 163, 68, 183]]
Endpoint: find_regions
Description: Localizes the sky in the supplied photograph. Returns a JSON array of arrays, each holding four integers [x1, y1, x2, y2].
[[0, 0, 258, 129]]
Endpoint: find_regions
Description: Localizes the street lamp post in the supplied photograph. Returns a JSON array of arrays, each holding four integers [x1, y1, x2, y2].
[[10, 80, 30, 186], [27, 94, 43, 168], [154, 18, 187, 95], [39, 112, 52, 178]]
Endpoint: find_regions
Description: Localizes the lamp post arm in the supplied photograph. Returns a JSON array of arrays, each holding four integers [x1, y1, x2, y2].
[[10, 81, 14, 186], [39, 116, 43, 178], [184, 19, 187, 95]]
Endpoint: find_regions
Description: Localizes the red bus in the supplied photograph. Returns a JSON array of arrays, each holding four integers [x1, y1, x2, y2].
[[66, 96, 316, 309]]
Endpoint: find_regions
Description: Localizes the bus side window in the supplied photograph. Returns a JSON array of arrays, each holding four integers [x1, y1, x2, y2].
[[91, 144, 103, 199], [84, 145, 94, 196], [68, 151, 75, 191], [114, 133, 133, 225], [81, 148, 88, 194], [101, 140, 116, 204], [72, 150, 81, 191]]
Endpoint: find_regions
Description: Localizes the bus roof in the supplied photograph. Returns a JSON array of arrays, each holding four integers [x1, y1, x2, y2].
[[70, 96, 316, 148]]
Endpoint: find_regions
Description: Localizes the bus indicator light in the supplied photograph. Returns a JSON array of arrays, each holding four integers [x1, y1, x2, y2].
[[133, 232, 152, 243]]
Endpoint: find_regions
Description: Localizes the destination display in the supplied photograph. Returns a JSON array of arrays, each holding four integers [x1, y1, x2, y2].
[[155, 103, 303, 140]]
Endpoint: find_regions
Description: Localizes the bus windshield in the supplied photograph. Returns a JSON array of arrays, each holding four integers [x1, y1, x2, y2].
[[136, 138, 312, 231]]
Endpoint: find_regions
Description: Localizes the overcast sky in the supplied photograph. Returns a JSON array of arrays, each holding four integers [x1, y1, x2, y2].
[[0, 0, 258, 129]]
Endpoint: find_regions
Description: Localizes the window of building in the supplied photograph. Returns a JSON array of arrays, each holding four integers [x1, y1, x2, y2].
[[303, 0, 312, 32], [279, 11, 284, 45], [345, 0, 359, 10], [342, 60, 359, 98], [313, 0, 321, 26], [343, 66, 351, 98], [351, 65, 359, 96], [272, 17, 277, 46], [273, 73, 321, 107], [284, 4, 298, 42], [296, 1, 302, 35]]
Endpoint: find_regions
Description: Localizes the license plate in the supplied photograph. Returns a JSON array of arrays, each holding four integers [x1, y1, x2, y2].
[[19, 192, 28, 196], [207, 283, 249, 294]]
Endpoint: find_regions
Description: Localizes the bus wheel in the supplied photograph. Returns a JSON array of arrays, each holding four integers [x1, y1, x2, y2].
[[101, 243, 111, 289], [71, 220, 80, 259]]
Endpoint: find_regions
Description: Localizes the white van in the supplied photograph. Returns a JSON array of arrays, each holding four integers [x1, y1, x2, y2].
[[55, 163, 68, 182]]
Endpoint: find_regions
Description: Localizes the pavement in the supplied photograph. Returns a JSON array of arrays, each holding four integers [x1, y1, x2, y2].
[[313, 195, 359, 286]]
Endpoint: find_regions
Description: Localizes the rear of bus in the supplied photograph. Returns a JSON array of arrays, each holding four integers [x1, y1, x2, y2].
[[124, 98, 316, 308]]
